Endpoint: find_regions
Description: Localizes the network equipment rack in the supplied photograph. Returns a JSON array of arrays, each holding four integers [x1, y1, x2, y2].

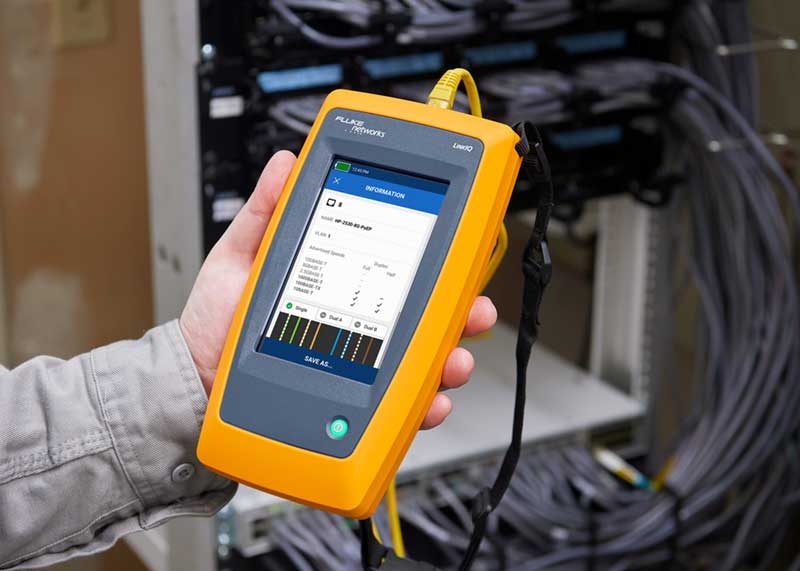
[[195, 1, 677, 252]]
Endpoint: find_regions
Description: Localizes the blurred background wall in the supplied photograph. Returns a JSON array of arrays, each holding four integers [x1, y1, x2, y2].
[[0, 0, 152, 369], [0, 0, 798, 569]]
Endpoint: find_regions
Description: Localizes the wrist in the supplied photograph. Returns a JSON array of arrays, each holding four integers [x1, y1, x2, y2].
[[178, 315, 215, 396]]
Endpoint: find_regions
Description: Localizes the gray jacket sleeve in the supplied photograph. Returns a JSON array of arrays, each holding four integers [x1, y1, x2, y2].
[[0, 320, 236, 570]]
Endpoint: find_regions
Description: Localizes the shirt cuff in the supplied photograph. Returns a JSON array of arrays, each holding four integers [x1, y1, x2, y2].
[[91, 319, 236, 528]]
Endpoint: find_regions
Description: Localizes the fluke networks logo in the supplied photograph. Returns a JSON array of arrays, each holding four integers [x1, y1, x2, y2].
[[335, 115, 386, 138]]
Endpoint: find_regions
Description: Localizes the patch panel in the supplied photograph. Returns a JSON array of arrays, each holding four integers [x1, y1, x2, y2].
[[196, 3, 675, 250]]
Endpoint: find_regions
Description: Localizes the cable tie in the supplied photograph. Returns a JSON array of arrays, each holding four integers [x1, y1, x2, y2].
[[716, 37, 798, 57], [705, 132, 790, 154]]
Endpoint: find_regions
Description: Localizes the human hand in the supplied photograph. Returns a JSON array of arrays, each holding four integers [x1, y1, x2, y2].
[[180, 151, 497, 429]]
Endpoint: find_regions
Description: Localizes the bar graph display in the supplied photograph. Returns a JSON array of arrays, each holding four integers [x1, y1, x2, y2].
[[257, 158, 448, 384], [269, 312, 383, 367]]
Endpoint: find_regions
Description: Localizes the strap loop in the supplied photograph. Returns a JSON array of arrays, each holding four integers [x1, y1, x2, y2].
[[470, 487, 493, 521], [360, 519, 389, 571]]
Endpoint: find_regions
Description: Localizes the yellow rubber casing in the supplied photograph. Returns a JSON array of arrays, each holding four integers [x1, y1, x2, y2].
[[197, 89, 522, 519]]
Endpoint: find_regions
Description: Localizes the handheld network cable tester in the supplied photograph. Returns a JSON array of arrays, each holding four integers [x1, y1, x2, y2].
[[197, 70, 553, 528]]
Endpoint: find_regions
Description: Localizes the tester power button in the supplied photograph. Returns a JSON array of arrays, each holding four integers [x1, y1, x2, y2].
[[327, 417, 349, 439]]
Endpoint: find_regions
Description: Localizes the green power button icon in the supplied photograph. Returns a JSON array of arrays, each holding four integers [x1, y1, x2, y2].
[[328, 417, 349, 439]]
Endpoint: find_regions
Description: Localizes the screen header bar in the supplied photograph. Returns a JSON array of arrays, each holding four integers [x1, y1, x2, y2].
[[323, 162, 447, 215]]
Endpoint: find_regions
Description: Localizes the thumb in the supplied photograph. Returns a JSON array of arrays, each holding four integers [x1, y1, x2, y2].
[[211, 150, 297, 261]]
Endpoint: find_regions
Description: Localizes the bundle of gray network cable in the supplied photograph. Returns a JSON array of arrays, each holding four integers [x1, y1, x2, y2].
[[264, 54, 800, 570]]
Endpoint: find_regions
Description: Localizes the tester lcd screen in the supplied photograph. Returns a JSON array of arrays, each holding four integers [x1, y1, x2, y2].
[[258, 159, 449, 384]]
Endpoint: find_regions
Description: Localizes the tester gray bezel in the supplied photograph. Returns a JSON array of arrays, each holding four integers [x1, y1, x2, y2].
[[219, 107, 483, 458]]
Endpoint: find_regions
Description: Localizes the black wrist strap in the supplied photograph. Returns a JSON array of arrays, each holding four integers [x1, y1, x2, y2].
[[360, 122, 554, 571], [458, 121, 553, 571]]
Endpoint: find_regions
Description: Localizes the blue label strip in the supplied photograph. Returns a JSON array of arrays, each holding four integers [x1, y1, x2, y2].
[[363, 52, 444, 80], [257, 64, 343, 94]]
